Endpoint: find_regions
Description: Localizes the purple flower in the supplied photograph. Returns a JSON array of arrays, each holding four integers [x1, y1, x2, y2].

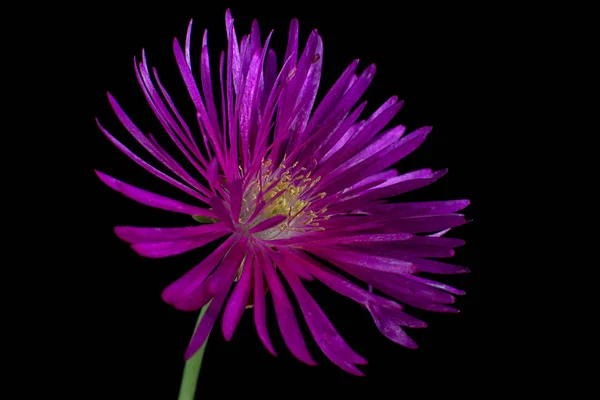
[[96, 10, 470, 376]]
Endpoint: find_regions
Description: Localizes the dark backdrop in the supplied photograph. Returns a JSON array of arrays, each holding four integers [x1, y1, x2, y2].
[[66, 2, 483, 398]]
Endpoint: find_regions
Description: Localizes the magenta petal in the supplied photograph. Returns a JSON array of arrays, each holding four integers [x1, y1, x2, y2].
[[344, 169, 398, 193], [222, 252, 254, 341], [252, 257, 277, 356], [368, 301, 427, 329], [408, 257, 470, 274], [329, 126, 432, 195], [330, 260, 457, 308], [186, 236, 249, 309], [369, 214, 467, 234], [313, 248, 416, 274], [238, 52, 262, 167], [429, 228, 451, 237], [277, 259, 367, 376], [96, 170, 212, 216], [270, 247, 313, 281], [210, 196, 235, 230], [228, 179, 243, 222], [274, 232, 412, 247], [131, 230, 228, 258], [326, 233, 414, 244], [248, 214, 287, 233], [359, 169, 448, 201], [96, 121, 210, 204], [114, 223, 227, 243], [184, 292, 227, 360], [286, 250, 371, 304], [305, 59, 358, 135], [352, 240, 456, 259], [402, 235, 465, 248], [161, 235, 239, 311], [369, 305, 419, 349], [402, 274, 466, 295], [366, 199, 470, 216], [286, 250, 427, 328], [97, 10, 471, 375], [259, 250, 316, 366]]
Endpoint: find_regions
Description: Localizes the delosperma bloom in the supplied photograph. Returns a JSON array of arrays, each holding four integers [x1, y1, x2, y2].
[[96, 10, 470, 375]]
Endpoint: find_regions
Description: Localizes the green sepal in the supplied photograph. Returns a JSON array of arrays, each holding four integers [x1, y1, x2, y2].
[[192, 215, 219, 224]]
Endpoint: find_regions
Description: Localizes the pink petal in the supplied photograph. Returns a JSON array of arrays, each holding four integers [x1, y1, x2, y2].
[[259, 250, 316, 365], [222, 251, 254, 341], [248, 215, 287, 233], [275, 253, 367, 375], [162, 235, 239, 311], [252, 257, 277, 356], [131, 230, 228, 258], [95, 170, 211, 216], [115, 223, 227, 243]]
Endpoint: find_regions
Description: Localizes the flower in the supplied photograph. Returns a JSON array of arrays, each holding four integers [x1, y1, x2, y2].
[[96, 10, 470, 376]]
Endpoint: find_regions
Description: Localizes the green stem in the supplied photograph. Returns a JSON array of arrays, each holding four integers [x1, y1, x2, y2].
[[177, 302, 212, 400]]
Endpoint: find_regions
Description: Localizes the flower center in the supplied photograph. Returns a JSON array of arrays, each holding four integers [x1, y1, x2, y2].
[[239, 158, 329, 239]]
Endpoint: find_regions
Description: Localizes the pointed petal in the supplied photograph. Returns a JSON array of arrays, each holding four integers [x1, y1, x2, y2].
[[222, 252, 254, 341], [161, 235, 239, 311], [311, 248, 417, 274], [249, 215, 287, 233], [210, 196, 235, 230], [115, 223, 227, 243], [95, 171, 211, 216], [184, 292, 227, 360], [276, 253, 367, 375], [259, 250, 316, 365], [131, 229, 228, 258], [96, 120, 210, 203], [253, 258, 277, 355], [369, 306, 419, 349]]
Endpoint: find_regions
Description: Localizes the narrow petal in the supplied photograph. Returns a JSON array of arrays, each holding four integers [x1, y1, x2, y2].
[[259, 250, 316, 365], [283, 250, 427, 328], [131, 230, 228, 258], [228, 179, 243, 223], [358, 169, 448, 201], [369, 306, 419, 349], [312, 248, 417, 274], [334, 262, 458, 308], [253, 258, 277, 355], [319, 99, 404, 171], [386, 235, 465, 249], [184, 236, 249, 309], [162, 235, 239, 311], [115, 223, 227, 243], [222, 251, 255, 341], [210, 196, 235, 230], [407, 257, 470, 274], [308, 233, 414, 245], [249, 215, 287, 233], [367, 301, 428, 328], [402, 274, 466, 295], [184, 292, 227, 359], [322, 126, 430, 195], [96, 120, 210, 203], [351, 240, 456, 259], [95, 170, 211, 216], [276, 258, 367, 375]]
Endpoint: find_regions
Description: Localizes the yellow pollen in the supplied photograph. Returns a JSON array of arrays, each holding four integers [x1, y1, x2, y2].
[[240, 158, 328, 237]]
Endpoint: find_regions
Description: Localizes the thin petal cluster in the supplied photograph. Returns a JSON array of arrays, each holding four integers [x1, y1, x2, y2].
[[96, 10, 469, 375]]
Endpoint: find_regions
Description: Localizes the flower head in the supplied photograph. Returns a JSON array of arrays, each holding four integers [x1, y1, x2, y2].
[[96, 10, 470, 375]]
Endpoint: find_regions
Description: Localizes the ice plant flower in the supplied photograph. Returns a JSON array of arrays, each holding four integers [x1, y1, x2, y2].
[[96, 10, 470, 377]]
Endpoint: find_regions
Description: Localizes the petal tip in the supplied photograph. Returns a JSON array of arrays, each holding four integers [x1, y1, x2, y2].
[[113, 226, 128, 241]]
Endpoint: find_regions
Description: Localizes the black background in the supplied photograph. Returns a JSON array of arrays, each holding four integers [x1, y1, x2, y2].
[[60, 1, 485, 398]]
